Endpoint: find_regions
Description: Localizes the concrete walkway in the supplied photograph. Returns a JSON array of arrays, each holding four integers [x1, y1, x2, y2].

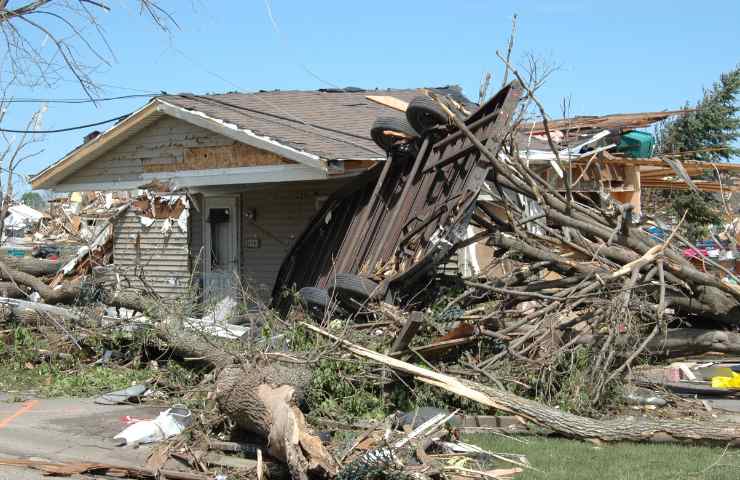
[[0, 396, 167, 479]]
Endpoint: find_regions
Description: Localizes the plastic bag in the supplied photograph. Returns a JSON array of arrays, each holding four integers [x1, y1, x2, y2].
[[114, 405, 191, 445]]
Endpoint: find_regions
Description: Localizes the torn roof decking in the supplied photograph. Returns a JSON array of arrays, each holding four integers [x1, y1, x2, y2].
[[530, 109, 689, 134]]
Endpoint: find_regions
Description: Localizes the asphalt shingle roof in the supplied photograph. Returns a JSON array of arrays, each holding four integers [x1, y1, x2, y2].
[[158, 87, 469, 161]]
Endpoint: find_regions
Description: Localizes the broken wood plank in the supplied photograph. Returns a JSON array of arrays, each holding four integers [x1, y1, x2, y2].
[[0, 458, 207, 480], [365, 95, 409, 112], [390, 311, 424, 354]]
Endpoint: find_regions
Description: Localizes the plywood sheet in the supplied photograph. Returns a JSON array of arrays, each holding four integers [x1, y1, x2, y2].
[[144, 142, 294, 173]]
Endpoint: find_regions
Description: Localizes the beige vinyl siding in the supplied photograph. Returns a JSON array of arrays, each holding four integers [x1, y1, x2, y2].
[[112, 208, 192, 299], [239, 178, 351, 300], [56, 117, 233, 188]]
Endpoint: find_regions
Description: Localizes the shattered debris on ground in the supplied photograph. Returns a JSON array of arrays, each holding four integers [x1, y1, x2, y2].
[[1, 74, 740, 480]]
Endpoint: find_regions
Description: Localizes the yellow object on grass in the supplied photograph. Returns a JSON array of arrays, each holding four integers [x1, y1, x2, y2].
[[711, 371, 740, 389]]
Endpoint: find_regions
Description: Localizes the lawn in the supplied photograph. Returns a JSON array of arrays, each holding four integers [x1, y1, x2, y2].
[[466, 433, 740, 480]]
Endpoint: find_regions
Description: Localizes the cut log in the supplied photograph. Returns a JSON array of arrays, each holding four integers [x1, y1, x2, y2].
[[305, 322, 740, 445], [159, 318, 336, 479]]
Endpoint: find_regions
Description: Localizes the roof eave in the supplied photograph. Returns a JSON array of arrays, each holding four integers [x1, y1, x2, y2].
[[31, 100, 160, 190]]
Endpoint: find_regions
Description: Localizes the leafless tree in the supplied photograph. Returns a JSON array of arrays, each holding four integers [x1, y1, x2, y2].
[[0, 0, 176, 98], [0, 1, 178, 240], [0, 94, 44, 240]]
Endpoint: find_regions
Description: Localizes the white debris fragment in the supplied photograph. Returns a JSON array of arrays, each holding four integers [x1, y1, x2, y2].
[[114, 405, 192, 446], [161, 218, 172, 235]]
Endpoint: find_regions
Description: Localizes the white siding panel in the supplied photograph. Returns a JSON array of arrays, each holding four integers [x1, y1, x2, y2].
[[112, 208, 192, 299]]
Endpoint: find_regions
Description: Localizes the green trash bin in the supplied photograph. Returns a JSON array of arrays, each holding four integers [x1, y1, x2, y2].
[[615, 130, 655, 158]]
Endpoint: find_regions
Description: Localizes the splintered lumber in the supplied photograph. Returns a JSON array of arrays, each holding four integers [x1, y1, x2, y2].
[[303, 322, 740, 444], [365, 95, 409, 112], [0, 458, 207, 480]]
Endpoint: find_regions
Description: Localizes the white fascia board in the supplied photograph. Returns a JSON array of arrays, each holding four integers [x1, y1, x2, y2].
[[156, 100, 327, 171], [48, 181, 146, 192], [146, 164, 328, 189], [47, 164, 330, 193]]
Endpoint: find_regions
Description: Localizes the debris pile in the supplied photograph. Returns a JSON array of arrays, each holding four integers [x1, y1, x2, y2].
[[1, 77, 740, 480]]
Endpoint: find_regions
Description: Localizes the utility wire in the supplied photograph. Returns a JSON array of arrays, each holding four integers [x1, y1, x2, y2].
[[178, 93, 374, 144], [171, 49, 381, 156], [263, 0, 341, 89], [3, 93, 160, 104], [0, 114, 129, 133]]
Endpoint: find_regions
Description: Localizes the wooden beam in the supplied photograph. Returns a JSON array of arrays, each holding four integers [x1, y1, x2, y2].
[[365, 95, 409, 112], [390, 311, 424, 354]]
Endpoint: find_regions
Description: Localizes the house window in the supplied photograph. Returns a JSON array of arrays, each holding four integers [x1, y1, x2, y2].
[[207, 207, 230, 268]]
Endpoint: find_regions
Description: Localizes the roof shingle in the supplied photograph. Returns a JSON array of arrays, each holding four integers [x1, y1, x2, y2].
[[158, 88, 462, 161]]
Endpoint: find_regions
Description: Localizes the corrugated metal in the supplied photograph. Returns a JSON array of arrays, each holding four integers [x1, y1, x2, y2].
[[112, 208, 192, 298], [55, 117, 233, 189]]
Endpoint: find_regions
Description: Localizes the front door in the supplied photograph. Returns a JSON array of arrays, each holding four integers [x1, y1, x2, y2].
[[203, 196, 240, 302]]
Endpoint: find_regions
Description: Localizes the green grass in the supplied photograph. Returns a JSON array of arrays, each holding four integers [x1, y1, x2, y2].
[[0, 325, 155, 398], [466, 434, 740, 480], [0, 362, 153, 398]]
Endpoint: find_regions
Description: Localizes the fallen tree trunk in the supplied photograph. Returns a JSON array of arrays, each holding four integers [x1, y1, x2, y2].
[[0, 260, 80, 304], [575, 328, 740, 358], [305, 322, 740, 445], [159, 318, 337, 479], [0, 256, 68, 277], [0, 260, 154, 311], [0, 282, 25, 298]]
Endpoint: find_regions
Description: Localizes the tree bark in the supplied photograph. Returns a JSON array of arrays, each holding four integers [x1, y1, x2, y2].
[[307, 322, 740, 445], [575, 328, 740, 358], [0, 260, 79, 304], [0, 256, 67, 277], [158, 319, 336, 479], [0, 259, 154, 312]]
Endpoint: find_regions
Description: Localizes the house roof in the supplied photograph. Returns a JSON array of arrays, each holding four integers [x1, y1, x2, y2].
[[32, 86, 471, 190], [158, 89, 425, 161]]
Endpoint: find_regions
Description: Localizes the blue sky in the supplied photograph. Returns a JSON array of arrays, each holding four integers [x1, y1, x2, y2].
[[4, 0, 740, 189]]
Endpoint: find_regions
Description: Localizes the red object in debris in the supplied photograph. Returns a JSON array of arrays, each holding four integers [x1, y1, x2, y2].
[[683, 248, 708, 258], [48, 255, 58, 261], [119, 415, 151, 425], [665, 367, 681, 382]]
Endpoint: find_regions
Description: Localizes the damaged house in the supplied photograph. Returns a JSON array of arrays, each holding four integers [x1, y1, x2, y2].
[[30, 88, 464, 302]]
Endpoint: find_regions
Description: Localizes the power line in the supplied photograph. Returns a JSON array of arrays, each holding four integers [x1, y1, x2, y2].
[[3, 93, 159, 104], [179, 94, 380, 156], [171, 49, 380, 155], [0, 114, 129, 134], [263, 0, 341, 90]]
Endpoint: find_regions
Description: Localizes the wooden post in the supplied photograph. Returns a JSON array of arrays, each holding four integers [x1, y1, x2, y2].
[[391, 311, 424, 354]]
